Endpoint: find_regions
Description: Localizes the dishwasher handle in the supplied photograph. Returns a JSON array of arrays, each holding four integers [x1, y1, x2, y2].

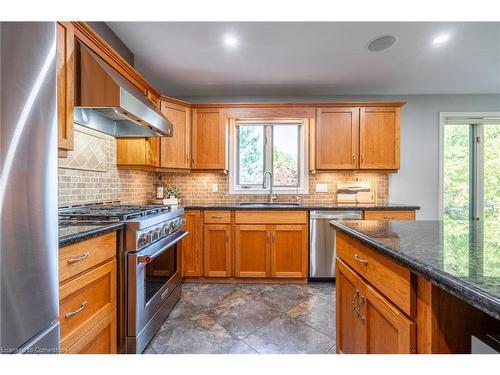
[[309, 210, 363, 220]]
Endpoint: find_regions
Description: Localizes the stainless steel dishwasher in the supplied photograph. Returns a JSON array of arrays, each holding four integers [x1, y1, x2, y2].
[[309, 210, 362, 280]]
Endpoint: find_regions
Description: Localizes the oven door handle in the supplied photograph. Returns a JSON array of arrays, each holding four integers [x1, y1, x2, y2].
[[135, 231, 189, 264]]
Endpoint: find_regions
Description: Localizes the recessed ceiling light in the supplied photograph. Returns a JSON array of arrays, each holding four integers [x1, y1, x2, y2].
[[433, 33, 450, 46], [367, 35, 397, 52], [223, 34, 239, 49]]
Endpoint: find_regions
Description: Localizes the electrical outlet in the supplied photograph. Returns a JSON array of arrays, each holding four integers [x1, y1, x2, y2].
[[315, 183, 328, 193], [212, 184, 218, 193]]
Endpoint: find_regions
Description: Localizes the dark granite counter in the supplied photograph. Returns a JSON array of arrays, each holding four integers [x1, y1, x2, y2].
[[59, 222, 125, 247], [183, 203, 420, 211], [330, 219, 500, 320]]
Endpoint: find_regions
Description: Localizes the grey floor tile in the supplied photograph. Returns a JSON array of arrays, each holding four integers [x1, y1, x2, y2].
[[157, 299, 200, 334], [287, 293, 336, 339], [221, 340, 259, 354], [243, 315, 334, 354], [208, 289, 281, 338], [182, 283, 236, 309], [257, 284, 321, 312], [150, 311, 238, 354], [327, 345, 337, 354]]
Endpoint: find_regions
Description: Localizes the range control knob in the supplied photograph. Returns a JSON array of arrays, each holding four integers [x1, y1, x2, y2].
[[146, 231, 154, 243], [138, 234, 149, 247], [154, 228, 162, 240]]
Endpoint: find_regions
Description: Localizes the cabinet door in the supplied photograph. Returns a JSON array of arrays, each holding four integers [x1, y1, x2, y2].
[[182, 211, 203, 277], [316, 108, 359, 169], [116, 138, 159, 167], [336, 258, 365, 354], [65, 311, 117, 354], [234, 225, 270, 278], [56, 22, 75, 152], [160, 101, 191, 169], [203, 224, 232, 277], [363, 282, 416, 354], [271, 225, 308, 278], [359, 107, 400, 169], [146, 138, 160, 167], [192, 109, 226, 169]]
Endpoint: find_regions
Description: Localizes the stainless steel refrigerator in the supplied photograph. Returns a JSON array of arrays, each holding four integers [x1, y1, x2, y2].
[[1, 22, 59, 354]]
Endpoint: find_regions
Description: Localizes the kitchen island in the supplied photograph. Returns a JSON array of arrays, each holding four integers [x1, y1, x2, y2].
[[330, 219, 500, 354]]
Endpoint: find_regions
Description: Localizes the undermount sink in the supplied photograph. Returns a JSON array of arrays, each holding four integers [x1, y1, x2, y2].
[[239, 202, 301, 207]]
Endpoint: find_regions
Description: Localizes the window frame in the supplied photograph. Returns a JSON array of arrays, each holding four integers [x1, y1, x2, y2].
[[439, 112, 500, 220], [229, 118, 309, 195]]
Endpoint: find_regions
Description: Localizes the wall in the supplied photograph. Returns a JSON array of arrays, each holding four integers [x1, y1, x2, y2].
[[180, 94, 500, 219], [58, 125, 155, 206], [162, 172, 388, 205]]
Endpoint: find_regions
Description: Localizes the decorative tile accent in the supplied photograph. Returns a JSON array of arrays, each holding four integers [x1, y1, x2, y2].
[[59, 126, 107, 172], [58, 124, 156, 206]]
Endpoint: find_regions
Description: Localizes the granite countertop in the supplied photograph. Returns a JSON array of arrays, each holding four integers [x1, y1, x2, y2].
[[59, 222, 125, 247], [330, 219, 500, 320], [183, 203, 420, 211]]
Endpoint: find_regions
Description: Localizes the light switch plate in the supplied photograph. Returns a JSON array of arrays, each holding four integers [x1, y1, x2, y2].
[[316, 183, 328, 193], [212, 184, 218, 193]]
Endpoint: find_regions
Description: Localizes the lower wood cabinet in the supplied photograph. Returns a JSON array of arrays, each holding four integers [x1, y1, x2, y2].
[[272, 225, 308, 278], [59, 232, 118, 354], [234, 225, 270, 278], [336, 258, 416, 354], [363, 210, 415, 221], [182, 210, 203, 277], [234, 223, 308, 279], [203, 224, 232, 277]]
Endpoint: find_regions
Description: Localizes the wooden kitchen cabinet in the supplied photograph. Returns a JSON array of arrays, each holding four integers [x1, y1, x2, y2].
[[336, 258, 416, 354], [271, 225, 308, 278], [359, 107, 400, 170], [234, 225, 270, 278], [181, 210, 203, 277], [203, 224, 232, 277], [160, 100, 191, 169], [116, 137, 160, 167], [363, 210, 415, 221], [315, 107, 359, 169], [191, 108, 227, 170], [57, 21, 75, 154]]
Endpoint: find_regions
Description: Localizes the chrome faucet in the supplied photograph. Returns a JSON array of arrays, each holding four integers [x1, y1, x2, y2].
[[263, 171, 277, 204]]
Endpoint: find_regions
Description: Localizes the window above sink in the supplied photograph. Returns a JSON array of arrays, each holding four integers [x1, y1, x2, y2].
[[229, 119, 309, 195]]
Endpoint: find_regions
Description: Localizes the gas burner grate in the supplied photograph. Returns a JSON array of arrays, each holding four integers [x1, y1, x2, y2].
[[59, 204, 171, 221]]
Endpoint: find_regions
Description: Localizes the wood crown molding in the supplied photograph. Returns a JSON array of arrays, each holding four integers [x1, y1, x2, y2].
[[72, 23, 406, 111]]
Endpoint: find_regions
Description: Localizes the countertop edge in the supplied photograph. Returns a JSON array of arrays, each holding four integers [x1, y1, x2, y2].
[[329, 221, 500, 321], [59, 223, 125, 247], [182, 205, 421, 211]]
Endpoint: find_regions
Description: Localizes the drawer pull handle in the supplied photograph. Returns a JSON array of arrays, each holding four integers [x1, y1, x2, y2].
[[67, 252, 90, 264], [65, 301, 88, 319], [211, 216, 223, 219], [354, 254, 368, 265], [161, 289, 170, 300], [383, 216, 395, 220]]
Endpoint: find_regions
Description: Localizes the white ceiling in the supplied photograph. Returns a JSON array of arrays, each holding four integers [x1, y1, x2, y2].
[[106, 22, 500, 98]]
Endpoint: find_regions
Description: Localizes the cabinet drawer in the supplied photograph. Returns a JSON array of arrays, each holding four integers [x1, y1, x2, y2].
[[64, 310, 117, 354], [363, 210, 415, 221], [59, 232, 116, 283], [234, 211, 307, 224], [204, 210, 231, 223], [59, 260, 116, 352], [336, 232, 415, 317]]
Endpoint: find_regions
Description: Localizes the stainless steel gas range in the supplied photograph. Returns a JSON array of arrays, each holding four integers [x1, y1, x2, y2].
[[59, 203, 187, 353]]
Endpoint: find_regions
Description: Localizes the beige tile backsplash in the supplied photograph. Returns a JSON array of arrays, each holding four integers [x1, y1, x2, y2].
[[161, 172, 388, 205], [58, 125, 156, 206], [58, 125, 389, 207]]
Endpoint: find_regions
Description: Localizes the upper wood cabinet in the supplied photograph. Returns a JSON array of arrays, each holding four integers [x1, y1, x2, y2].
[[315, 107, 359, 169], [313, 105, 401, 171], [203, 224, 232, 277], [57, 22, 75, 153], [116, 138, 160, 168], [191, 108, 227, 170], [160, 100, 191, 169], [359, 107, 400, 170], [181, 210, 203, 277]]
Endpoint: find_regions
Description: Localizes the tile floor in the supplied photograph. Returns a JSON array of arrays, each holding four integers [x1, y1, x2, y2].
[[144, 282, 336, 354]]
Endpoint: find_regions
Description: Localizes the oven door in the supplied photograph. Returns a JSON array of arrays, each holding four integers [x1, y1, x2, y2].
[[127, 230, 188, 339]]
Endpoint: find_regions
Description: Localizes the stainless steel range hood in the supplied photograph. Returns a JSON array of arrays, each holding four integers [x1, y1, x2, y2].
[[74, 42, 173, 137]]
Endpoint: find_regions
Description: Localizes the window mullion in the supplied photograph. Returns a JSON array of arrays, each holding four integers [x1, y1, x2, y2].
[[264, 125, 273, 183]]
